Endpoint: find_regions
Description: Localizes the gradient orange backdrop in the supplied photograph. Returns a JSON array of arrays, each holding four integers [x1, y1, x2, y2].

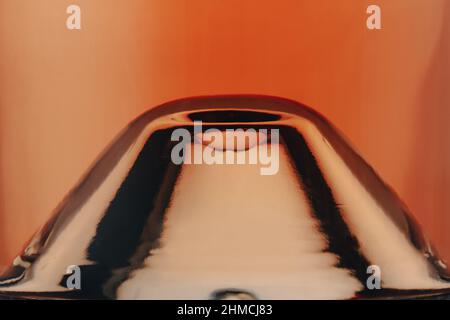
[[0, 0, 449, 265]]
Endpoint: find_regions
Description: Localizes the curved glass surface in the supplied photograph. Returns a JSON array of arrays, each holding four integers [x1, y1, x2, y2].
[[0, 95, 449, 300]]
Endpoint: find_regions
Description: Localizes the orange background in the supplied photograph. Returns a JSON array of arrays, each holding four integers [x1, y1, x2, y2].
[[0, 0, 449, 265]]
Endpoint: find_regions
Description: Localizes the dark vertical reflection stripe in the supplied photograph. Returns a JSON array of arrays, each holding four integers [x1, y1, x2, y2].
[[73, 129, 182, 297], [87, 129, 180, 267], [281, 127, 371, 287]]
